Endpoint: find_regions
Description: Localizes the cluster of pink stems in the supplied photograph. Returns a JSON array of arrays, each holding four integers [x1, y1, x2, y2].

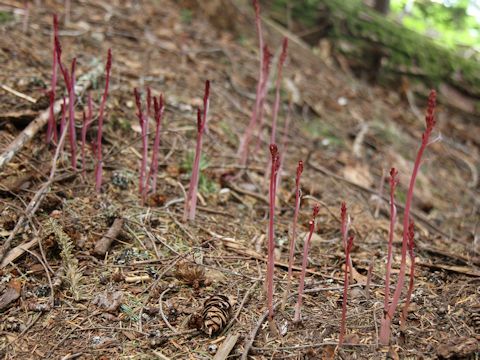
[[237, 0, 288, 167], [46, 15, 112, 192], [183, 80, 210, 221], [44, 6, 437, 347], [133, 87, 165, 203], [379, 89, 436, 344]]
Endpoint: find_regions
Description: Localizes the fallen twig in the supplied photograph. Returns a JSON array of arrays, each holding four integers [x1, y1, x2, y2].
[[93, 218, 124, 257], [213, 333, 240, 360]]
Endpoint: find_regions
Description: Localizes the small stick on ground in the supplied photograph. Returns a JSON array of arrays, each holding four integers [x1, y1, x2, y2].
[[213, 333, 240, 360], [93, 218, 124, 257]]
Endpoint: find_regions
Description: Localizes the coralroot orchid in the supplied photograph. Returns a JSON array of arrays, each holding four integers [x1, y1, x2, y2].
[[94, 49, 112, 192], [54, 29, 77, 169], [133, 87, 148, 200], [401, 219, 416, 330], [341, 201, 353, 281], [47, 14, 59, 143], [148, 94, 164, 194], [237, 0, 268, 166], [294, 204, 320, 323], [266, 144, 281, 329], [270, 37, 288, 146], [183, 80, 210, 221], [339, 234, 355, 345], [282, 160, 303, 308], [380, 89, 437, 345], [81, 93, 93, 178], [383, 168, 398, 310]]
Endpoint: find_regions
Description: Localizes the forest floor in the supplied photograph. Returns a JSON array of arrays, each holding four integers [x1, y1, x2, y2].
[[0, 0, 479, 359]]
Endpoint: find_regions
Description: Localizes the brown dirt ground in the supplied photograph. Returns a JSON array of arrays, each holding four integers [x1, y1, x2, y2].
[[0, 0, 479, 359]]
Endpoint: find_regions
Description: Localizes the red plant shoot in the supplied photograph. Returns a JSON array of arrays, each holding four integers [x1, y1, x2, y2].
[[81, 93, 93, 178], [55, 30, 77, 168], [237, 0, 267, 166], [400, 219, 415, 330], [95, 49, 112, 192], [270, 37, 288, 146], [383, 168, 398, 309], [341, 201, 353, 281], [183, 80, 210, 221], [339, 235, 355, 345], [67, 58, 77, 169], [59, 97, 67, 153], [47, 14, 59, 143], [133, 87, 148, 200], [266, 144, 280, 328], [148, 94, 164, 194], [283, 160, 303, 307], [294, 204, 320, 323], [380, 89, 437, 345]]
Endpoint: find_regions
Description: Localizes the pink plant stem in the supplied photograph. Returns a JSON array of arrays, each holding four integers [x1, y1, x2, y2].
[[94, 49, 112, 193], [339, 235, 354, 345], [59, 96, 67, 150], [379, 90, 437, 345], [341, 202, 353, 282], [400, 220, 415, 330], [184, 80, 210, 221], [252, 46, 272, 156], [133, 88, 145, 196], [81, 93, 93, 178], [383, 168, 398, 310], [237, 0, 265, 166], [294, 204, 319, 323], [67, 58, 77, 169], [267, 144, 280, 324], [270, 38, 288, 146], [283, 160, 303, 304], [148, 94, 164, 194], [275, 99, 292, 196], [47, 14, 59, 143], [54, 30, 77, 168]]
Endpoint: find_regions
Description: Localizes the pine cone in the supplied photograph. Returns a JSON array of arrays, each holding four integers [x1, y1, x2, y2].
[[201, 295, 232, 336]]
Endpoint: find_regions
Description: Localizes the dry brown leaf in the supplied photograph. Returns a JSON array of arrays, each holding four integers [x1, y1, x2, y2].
[[321, 345, 335, 360], [342, 163, 373, 188], [0, 279, 21, 311]]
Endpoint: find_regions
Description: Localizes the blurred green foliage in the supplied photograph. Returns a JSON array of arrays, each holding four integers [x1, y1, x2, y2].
[[391, 0, 480, 49]]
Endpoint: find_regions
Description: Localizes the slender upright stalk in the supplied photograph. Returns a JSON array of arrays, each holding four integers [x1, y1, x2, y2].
[[59, 97, 67, 154], [400, 219, 415, 330], [237, 0, 266, 166], [282, 160, 303, 308], [294, 204, 320, 323], [67, 58, 77, 169], [47, 14, 59, 143], [94, 49, 112, 192], [270, 38, 288, 146], [133, 88, 148, 199], [341, 202, 353, 282], [339, 235, 354, 345], [379, 90, 437, 345], [148, 94, 164, 194], [81, 93, 93, 178], [383, 168, 398, 309], [267, 144, 280, 329], [184, 80, 210, 221]]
